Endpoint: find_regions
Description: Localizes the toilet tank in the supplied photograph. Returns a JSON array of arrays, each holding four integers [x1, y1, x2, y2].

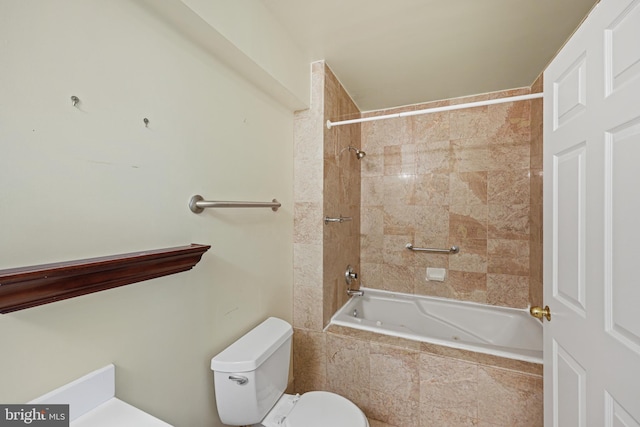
[[211, 317, 293, 426]]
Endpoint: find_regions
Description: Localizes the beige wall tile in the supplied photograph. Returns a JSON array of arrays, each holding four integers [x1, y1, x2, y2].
[[294, 202, 323, 244], [322, 63, 361, 326], [384, 174, 417, 206], [530, 76, 543, 171], [384, 145, 417, 176], [308, 325, 543, 427], [488, 170, 530, 205], [361, 233, 384, 263], [384, 205, 417, 235], [362, 176, 385, 206], [530, 169, 543, 208], [326, 333, 371, 411], [416, 139, 451, 174], [477, 367, 543, 427], [450, 172, 488, 205], [414, 173, 451, 205], [449, 239, 488, 273], [414, 205, 450, 239], [451, 138, 490, 172], [383, 234, 416, 266], [370, 343, 420, 400], [448, 270, 488, 303], [361, 262, 383, 288], [357, 88, 538, 308], [361, 149, 386, 177], [489, 141, 530, 171], [450, 205, 488, 239], [488, 239, 530, 276], [420, 354, 478, 419], [294, 157, 323, 203], [488, 204, 530, 240], [413, 110, 450, 143], [362, 115, 413, 149], [529, 241, 543, 308], [293, 328, 327, 393], [362, 205, 384, 234], [529, 75, 543, 309], [293, 284, 324, 330], [368, 389, 420, 426], [450, 107, 489, 139], [487, 100, 531, 144], [294, 243, 322, 288], [382, 263, 416, 294], [486, 274, 530, 308], [421, 408, 478, 427]]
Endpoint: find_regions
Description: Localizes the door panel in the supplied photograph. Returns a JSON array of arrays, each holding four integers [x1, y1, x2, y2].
[[544, 0, 640, 425], [605, 118, 640, 355], [604, 391, 640, 427], [554, 52, 588, 130], [604, 0, 640, 95], [554, 341, 587, 427], [553, 143, 587, 315]]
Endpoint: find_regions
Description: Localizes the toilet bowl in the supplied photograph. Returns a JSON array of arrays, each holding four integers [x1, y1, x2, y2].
[[260, 391, 368, 427], [211, 317, 369, 427]]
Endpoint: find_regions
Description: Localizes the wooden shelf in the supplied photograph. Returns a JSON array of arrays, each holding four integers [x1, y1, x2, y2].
[[0, 244, 211, 314]]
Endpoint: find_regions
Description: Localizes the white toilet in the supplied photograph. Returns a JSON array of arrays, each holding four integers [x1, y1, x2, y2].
[[211, 317, 369, 427]]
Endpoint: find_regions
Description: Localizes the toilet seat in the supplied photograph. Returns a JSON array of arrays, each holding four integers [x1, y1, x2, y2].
[[280, 391, 368, 427]]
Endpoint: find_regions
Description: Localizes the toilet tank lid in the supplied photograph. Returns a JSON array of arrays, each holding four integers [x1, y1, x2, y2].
[[211, 317, 293, 373]]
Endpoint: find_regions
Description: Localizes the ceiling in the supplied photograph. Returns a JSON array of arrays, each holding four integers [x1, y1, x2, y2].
[[261, 0, 598, 111]]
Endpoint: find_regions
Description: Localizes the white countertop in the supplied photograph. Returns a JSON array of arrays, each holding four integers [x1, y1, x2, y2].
[[71, 398, 171, 427], [30, 364, 173, 426]]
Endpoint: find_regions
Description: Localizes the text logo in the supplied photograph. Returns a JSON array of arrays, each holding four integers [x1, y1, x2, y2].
[[0, 405, 69, 426]]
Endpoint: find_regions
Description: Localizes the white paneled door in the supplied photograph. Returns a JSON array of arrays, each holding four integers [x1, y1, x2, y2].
[[543, 0, 640, 425]]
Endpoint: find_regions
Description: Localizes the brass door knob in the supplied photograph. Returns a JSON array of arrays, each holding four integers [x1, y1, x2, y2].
[[530, 305, 551, 321]]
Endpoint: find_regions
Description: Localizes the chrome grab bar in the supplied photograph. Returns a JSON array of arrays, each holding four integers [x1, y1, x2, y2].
[[324, 215, 352, 224], [405, 243, 460, 254], [189, 195, 280, 213]]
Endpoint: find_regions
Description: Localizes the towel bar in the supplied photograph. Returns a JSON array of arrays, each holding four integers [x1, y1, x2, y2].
[[405, 243, 459, 254], [189, 195, 280, 213]]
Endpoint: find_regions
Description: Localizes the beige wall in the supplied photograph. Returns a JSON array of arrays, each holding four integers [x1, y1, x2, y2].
[[0, 2, 293, 425], [360, 89, 534, 308]]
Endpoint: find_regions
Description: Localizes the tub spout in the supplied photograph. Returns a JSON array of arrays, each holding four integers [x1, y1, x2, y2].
[[347, 289, 364, 297]]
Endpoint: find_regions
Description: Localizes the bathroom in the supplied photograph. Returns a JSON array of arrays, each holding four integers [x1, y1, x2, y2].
[[2, 1, 636, 426]]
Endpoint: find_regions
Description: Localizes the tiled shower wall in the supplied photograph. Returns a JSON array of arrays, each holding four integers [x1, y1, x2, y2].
[[292, 63, 544, 426], [323, 65, 361, 324], [293, 61, 361, 332], [360, 89, 535, 308], [529, 74, 544, 308]]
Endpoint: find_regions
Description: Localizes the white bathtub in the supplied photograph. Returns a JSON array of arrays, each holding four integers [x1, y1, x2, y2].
[[329, 288, 542, 364]]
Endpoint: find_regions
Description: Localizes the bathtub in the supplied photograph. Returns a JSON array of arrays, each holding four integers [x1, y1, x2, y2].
[[329, 287, 542, 364]]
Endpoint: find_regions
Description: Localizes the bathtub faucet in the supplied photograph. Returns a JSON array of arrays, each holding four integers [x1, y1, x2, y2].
[[347, 288, 364, 297], [345, 265, 364, 297]]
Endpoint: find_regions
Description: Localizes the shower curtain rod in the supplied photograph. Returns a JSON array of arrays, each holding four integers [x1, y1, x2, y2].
[[326, 92, 543, 129]]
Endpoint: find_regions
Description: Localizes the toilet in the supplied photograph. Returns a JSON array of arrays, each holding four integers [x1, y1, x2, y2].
[[211, 317, 369, 427]]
